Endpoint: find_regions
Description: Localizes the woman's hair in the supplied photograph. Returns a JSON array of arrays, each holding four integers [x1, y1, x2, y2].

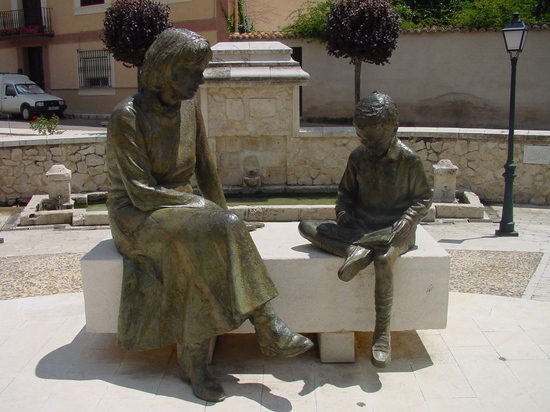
[[139, 28, 212, 92], [354, 91, 398, 128]]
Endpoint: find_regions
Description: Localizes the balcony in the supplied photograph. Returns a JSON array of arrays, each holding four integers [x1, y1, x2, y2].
[[0, 8, 54, 41]]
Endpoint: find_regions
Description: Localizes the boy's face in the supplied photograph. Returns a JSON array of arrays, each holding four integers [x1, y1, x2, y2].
[[354, 119, 396, 157]]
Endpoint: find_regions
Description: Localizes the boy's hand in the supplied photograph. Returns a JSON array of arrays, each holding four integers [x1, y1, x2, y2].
[[391, 218, 412, 242]]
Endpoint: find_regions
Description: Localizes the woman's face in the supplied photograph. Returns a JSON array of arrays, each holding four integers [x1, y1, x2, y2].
[[166, 58, 209, 102]]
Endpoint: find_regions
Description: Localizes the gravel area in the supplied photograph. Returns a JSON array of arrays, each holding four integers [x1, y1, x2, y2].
[[0, 253, 84, 300], [448, 250, 543, 298], [0, 250, 543, 300]]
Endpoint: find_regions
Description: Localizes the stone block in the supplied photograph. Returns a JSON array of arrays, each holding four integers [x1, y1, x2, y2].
[[45, 164, 72, 205], [81, 239, 124, 333], [432, 159, 459, 203], [319, 332, 355, 363], [81, 223, 449, 362], [435, 191, 485, 219]]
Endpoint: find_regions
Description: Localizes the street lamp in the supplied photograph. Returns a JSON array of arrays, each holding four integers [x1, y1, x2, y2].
[[495, 12, 528, 237]]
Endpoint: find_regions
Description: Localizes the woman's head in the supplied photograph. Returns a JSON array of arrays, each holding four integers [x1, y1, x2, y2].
[[140, 28, 212, 93]]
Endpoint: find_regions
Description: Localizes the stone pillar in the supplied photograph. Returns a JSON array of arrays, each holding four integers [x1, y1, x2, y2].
[[201, 42, 309, 190], [432, 159, 459, 203], [45, 164, 74, 209]]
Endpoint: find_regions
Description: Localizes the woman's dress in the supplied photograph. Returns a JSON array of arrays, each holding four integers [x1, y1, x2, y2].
[[106, 91, 278, 350]]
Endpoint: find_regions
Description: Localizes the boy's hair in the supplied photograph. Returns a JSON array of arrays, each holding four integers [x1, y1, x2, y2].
[[354, 92, 398, 127], [140, 28, 212, 92]]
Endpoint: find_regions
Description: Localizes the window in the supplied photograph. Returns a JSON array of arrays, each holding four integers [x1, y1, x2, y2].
[[74, 0, 108, 15], [5, 85, 16, 96], [80, 0, 104, 6], [77, 49, 112, 89]]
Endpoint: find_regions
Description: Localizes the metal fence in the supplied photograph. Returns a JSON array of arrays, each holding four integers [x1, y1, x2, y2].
[[0, 8, 53, 35], [77, 49, 112, 89]]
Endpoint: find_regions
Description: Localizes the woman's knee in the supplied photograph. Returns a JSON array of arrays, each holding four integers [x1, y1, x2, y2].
[[214, 210, 245, 228]]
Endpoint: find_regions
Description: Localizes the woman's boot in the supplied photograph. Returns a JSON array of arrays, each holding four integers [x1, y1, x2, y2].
[[250, 302, 313, 357], [179, 339, 226, 402]]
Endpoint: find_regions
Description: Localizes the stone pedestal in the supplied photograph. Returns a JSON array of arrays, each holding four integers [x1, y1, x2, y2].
[[432, 159, 459, 203], [82, 223, 449, 363], [45, 164, 74, 209], [201, 42, 309, 189]]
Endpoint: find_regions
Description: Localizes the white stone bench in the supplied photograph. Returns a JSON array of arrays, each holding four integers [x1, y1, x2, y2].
[[81, 222, 450, 363]]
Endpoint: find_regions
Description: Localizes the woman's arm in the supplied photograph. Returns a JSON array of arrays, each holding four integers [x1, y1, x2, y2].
[[193, 102, 228, 210], [108, 101, 207, 211]]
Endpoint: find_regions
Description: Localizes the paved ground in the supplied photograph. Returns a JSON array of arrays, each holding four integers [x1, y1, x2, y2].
[[0, 203, 550, 411], [0, 114, 107, 130], [1, 121, 550, 410]]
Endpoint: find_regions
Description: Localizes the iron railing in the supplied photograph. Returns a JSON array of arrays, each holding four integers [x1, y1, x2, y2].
[[0, 8, 53, 37], [78, 50, 112, 89]]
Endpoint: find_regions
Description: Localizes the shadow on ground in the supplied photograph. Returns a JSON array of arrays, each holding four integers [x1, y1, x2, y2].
[[35, 327, 432, 410]]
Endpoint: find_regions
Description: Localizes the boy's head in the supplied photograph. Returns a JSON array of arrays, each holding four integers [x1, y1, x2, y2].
[[353, 92, 399, 157]]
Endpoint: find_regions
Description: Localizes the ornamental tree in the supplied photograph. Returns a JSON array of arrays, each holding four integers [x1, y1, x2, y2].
[[325, 0, 400, 104], [102, 0, 172, 68]]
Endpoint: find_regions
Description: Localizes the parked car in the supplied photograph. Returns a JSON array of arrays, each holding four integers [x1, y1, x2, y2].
[[0, 73, 67, 120]]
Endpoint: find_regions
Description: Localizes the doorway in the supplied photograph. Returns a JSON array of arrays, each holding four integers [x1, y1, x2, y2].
[[23, 0, 43, 26], [24, 46, 45, 89]]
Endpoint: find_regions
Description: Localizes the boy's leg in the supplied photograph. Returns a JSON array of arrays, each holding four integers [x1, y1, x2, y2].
[[371, 245, 401, 368], [298, 220, 350, 257], [299, 220, 374, 281], [338, 245, 374, 282]]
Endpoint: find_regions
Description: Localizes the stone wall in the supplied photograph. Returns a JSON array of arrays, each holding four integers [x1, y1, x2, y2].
[[0, 138, 108, 206], [206, 86, 296, 186], [402, 131, 550, 205], [287, 128, 550, 206], [287, 129, 356, 186], [1, 128, 549, 206]]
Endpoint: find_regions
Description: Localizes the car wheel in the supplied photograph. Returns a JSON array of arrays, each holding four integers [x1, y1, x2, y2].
[[21, 105, 32, 121]]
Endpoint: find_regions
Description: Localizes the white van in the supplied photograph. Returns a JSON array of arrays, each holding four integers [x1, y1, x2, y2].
[[0, 74, 67, 120]]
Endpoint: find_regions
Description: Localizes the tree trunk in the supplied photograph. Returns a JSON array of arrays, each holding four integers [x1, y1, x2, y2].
[[354, 58, 362, 105]]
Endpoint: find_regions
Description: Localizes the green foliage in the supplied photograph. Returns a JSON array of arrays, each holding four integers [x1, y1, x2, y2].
[[283, 0, 549, 35], [534, 0, 550, 19], [392, 0, 463, 28], [452, 0, 544, 29], [102, 0, 172, 68], [221, 0, 254, 33], [29, 115, 60, 135], [281, 0, 335, 41], [325, 0, 400, 66]]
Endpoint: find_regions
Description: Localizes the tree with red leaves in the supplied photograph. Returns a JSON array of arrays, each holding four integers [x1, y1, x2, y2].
[[325, 0, 400, 104], [102, 0, 172, 68]]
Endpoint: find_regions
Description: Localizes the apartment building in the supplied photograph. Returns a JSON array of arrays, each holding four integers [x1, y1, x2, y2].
[[0, 0, 231, 113]]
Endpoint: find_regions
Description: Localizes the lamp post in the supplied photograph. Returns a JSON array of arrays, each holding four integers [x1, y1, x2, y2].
[[495, 12, 528, 237]]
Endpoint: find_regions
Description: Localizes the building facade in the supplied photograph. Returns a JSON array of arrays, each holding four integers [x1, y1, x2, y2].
[[0, 0, 231, 113]]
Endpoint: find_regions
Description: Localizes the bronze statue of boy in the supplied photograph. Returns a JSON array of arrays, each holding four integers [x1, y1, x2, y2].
[[299, 92, 433, 367]]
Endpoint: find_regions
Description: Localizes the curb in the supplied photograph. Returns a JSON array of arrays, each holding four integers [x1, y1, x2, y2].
[[66, 112, 110, 121]]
